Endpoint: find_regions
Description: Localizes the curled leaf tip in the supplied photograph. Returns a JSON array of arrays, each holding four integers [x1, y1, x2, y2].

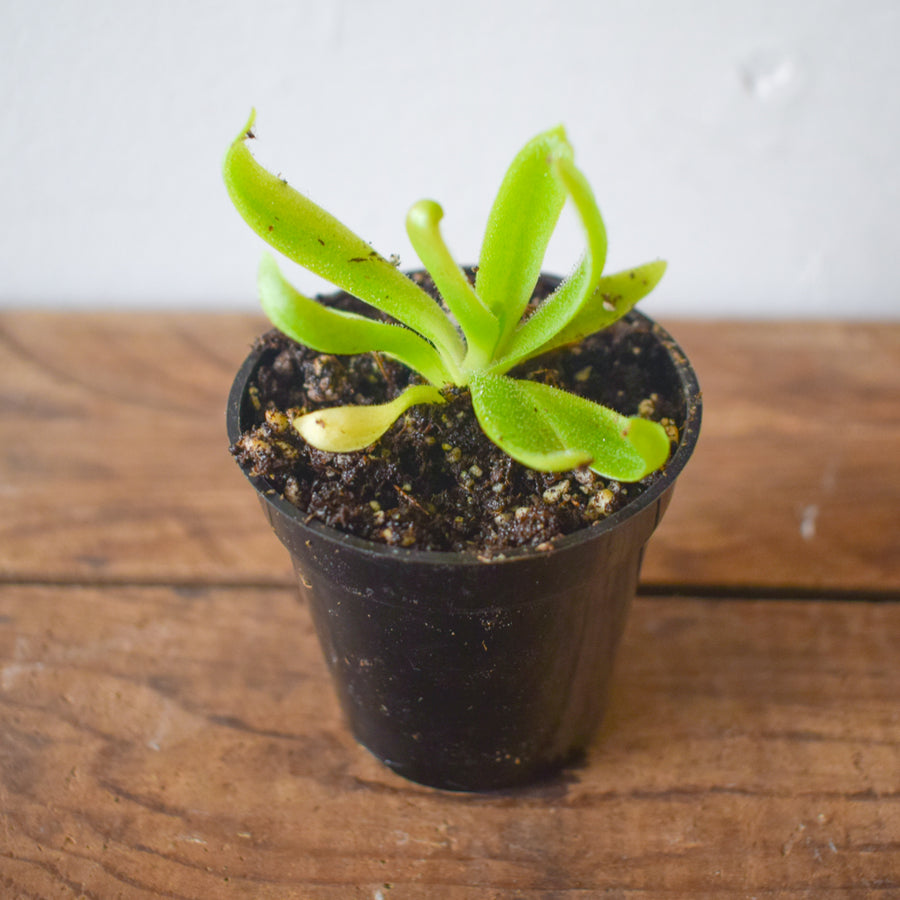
[[407, 199, 443, 224], [237, 108, 257, 143], [624, 416, 671, 479], [541, 123, 568, 143], [543, 125, 573, 163]]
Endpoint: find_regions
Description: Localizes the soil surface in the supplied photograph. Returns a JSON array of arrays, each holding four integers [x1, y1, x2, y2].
[[231, 273, 683, 556]]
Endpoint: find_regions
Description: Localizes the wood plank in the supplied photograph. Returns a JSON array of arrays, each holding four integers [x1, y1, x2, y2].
[[0, 312, 273, 585], [1, 585, 898, 897], [1, 313, 898, 592], [642, 321, 900, 593]]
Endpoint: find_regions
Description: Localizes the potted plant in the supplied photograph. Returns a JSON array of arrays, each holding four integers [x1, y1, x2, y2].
[[224, 111, 701, 791]]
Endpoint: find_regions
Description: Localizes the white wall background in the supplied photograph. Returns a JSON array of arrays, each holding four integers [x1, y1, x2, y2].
[[1, 0, 898, 318]]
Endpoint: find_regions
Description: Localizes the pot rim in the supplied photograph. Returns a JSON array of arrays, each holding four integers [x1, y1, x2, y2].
[[227, 306, 701, 568]]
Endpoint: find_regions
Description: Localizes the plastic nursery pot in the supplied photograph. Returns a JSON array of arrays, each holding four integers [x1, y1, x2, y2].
[[227, 303, 701, 792]]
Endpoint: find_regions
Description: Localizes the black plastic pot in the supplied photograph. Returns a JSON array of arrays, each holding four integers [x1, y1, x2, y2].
[[227, 303, 701, 792]]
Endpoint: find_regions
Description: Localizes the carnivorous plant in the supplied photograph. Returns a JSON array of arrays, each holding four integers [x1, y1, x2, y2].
[[224, 111, 670, 481]]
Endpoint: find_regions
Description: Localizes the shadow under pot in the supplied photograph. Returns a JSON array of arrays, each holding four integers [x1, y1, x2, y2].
[[226, 301, 701, 792]]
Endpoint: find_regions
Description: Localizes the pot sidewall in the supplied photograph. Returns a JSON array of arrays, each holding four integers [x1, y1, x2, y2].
[[262, 485, 669, 790], [227, 301, 701, 790]]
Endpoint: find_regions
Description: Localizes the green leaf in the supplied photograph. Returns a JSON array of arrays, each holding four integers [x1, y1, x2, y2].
[[622, 415, 671, 476], [258, 254, 453, 387], [223, 113, 464, 371], [469, 374, 669, 480], [475, 127, 573, 350], [469, 374, 591, 472], [534, 261, 668, 355], [292, 384, 445, 453], [488, 154, 608, 373], [405, 200, 499, 371]]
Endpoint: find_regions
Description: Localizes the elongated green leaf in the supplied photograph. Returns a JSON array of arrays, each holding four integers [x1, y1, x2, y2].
[[533, 261, 667, 355], [475, 127, 572, 348], [223, 112, 464, 371], [405, 200, 499, 371], [489, 154, 608, 373], [293, 384, 445, 453], [258, 255, 453, 386], [470, 374, 669, 479]]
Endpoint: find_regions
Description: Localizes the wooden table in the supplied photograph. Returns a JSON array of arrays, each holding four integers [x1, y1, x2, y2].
[[1, 313, 898, 898]]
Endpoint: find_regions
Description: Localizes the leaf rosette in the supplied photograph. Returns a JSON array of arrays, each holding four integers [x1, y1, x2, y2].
[[224, 111, 670, 480]]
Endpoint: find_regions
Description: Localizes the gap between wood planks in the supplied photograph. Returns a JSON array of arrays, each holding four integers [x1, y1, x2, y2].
[[1, 573, 897, 603]]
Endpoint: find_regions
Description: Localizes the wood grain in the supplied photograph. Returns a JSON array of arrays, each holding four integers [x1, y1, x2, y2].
[[0, 312, 271, 586], [1, 584, 897, 897], [2, 313, 898, 593], [642, 320, 900, 594], [2, 312, 898, 897]]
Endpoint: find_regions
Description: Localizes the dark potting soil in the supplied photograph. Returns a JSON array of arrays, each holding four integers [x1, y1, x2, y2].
[[231, 273, 682, 557]]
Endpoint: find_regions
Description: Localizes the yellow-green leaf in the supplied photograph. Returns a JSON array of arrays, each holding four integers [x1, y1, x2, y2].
[[258, 254, 452, 387], [535, 261, 668, 355], [292, 384, 445, 453], [475, 127, 573, 347], [223, 113, 464, 369]]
